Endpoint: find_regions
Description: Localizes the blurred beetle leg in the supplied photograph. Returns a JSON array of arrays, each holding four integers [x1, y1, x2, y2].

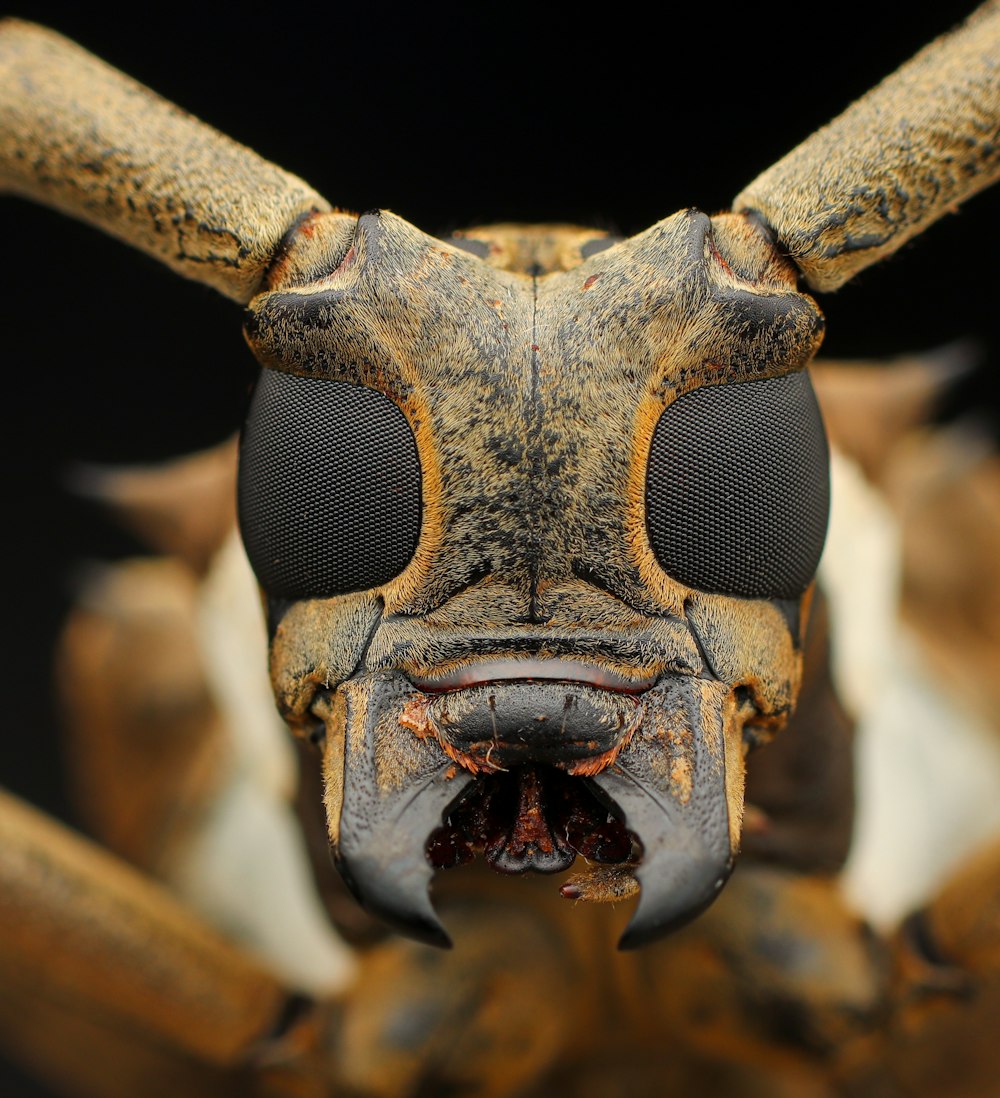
[[67, 437, 240, 575], [57, 557, 226, 875], [0, 787, 305, 1076], [841, 837, 1000, 1097], [919, 834, 1000, 978], [334, 897, 581, 1098]]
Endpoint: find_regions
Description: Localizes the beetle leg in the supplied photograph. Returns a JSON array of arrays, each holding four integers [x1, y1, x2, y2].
[[0, 787, 319, 1092]]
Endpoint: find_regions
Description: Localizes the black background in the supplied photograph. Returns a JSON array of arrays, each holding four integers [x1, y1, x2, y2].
[[1, 2, 999, 1092]]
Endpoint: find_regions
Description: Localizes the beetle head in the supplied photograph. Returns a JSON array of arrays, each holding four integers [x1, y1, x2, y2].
[[241, 207, 827, 947]]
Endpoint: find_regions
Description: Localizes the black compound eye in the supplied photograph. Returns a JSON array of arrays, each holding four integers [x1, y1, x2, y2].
[[238, 370, 422, 599], [645, 372, 829, 599]]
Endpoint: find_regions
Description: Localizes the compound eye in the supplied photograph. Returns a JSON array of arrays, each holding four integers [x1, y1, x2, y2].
[[238, 370, 422, 599], [645, 371, 829, 599]]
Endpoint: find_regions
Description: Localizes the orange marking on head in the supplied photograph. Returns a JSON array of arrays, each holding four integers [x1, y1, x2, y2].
[[707, 237, 734, 278], [332, 243, 356, 276]]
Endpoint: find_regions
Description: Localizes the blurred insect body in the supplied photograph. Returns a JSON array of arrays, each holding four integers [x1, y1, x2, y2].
[[1, 8, 1000, 1096]]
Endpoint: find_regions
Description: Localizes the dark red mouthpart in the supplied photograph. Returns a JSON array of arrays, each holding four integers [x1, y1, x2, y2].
[[426, 765, 638, 874]]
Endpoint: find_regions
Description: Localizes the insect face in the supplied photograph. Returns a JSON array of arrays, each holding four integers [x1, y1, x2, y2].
[[240, 205, 828, 946]]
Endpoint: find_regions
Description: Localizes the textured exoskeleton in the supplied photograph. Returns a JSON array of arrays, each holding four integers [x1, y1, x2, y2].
[[1, 6, 1000, 1097]]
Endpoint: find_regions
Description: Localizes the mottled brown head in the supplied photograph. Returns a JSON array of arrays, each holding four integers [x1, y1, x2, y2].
[[241, 207, 827, 947]]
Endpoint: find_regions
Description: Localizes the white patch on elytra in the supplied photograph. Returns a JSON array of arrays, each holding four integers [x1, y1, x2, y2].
[[824, 451, 1000, 929], [167, 530, 355, 993]]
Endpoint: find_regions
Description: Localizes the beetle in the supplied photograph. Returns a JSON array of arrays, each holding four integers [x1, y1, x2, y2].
[[1, 8, 1000, 1098]]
